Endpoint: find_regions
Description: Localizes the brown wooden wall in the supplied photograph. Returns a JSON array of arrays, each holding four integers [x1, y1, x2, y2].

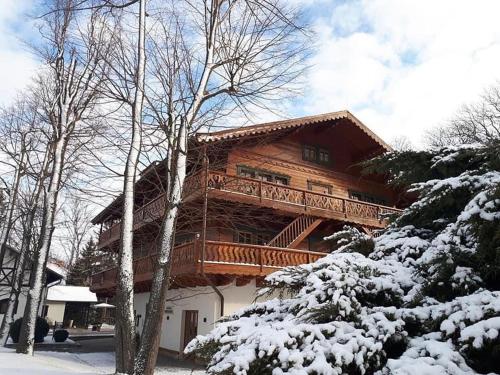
[[224, 134, 397, 205]]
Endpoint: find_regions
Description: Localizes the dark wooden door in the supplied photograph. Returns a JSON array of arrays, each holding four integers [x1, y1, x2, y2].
[[183, 310, 198, 349]]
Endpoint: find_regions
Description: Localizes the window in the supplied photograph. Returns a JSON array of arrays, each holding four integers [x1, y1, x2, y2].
[[349, 190, 387, 206], [237, 165, 290, 186], [237, 231, 253, 244], [308, 180, 333, 195], [302, 145, 317, 162], [302, 145, 331, 166], [234, 230, 272, 245], [275, 176, 288, 185], [318, 148, 330, 164], [0, 299, 8, 314], [238, 167, 256, 179]]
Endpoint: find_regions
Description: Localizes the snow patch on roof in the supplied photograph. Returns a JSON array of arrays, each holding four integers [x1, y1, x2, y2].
[[46, 262, 68, 278], [46, 286, 97, 303]]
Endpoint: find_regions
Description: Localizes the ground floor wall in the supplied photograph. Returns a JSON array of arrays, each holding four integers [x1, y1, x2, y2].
[[0, 287, 28, 323], [45, 301, 66, 324], [134, 279, 272, 353], [0, 286, 50, 324]]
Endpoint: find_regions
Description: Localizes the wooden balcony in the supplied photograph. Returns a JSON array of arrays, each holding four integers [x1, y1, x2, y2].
[[90, 240, 325, 294], [97, 170, 401, 249]]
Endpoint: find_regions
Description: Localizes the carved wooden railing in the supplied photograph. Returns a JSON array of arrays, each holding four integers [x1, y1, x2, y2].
[[204, 241, 324, 270], [97, 170, 402, 248], [206, 171, 401, 224], [90, 240, 325, 292], [97, 171, 204, 248]]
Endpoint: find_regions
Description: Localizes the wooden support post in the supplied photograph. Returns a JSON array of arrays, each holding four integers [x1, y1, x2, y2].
[[258, 247, 263, 274]]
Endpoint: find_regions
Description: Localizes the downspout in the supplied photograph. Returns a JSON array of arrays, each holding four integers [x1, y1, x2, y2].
[[200, 147, 224, 317]]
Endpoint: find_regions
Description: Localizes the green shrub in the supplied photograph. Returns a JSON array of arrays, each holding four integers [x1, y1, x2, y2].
[[9, 317, 50, 343], [53, 329, 69, 342]]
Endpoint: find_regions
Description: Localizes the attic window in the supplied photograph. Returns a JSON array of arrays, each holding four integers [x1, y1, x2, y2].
[[302, 145, 331, 166]]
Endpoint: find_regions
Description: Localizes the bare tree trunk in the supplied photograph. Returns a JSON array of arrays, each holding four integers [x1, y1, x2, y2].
[[115, 0, 146, 373], [0, 149, 50, 346], [134, 120, 187, 374], [0, 152, 26, 267], [134, 3, 219, 372], [17, 138, 67, 354]]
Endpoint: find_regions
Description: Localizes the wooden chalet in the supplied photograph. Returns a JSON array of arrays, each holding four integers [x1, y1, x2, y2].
[[90, 111, 404, 298]]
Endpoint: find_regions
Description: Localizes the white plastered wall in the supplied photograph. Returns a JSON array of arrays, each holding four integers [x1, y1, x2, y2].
[[134, 279, 270, 353], [45, 301, 66, 324]]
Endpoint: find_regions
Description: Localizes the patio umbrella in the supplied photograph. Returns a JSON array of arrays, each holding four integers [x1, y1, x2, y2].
[[92, 302, 115, 308]]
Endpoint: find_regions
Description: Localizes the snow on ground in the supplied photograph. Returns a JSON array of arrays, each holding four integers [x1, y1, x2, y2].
[[0, 348, 206, 374]]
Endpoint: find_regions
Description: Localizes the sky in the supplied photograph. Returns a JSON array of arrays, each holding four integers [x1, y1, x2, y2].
[[1, 0, 500, 147]]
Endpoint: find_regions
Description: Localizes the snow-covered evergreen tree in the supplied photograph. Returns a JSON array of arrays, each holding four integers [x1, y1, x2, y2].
[[186, 142, 500, 375]]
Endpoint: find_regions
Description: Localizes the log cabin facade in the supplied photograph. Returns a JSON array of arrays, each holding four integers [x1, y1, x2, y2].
[[90, 111, 405, 353]]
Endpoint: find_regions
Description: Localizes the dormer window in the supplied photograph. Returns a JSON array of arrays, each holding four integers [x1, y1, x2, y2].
[[302, 144, 331, 166]]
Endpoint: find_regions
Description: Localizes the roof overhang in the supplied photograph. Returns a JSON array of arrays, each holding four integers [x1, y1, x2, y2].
[[195, 110, 392, 152]]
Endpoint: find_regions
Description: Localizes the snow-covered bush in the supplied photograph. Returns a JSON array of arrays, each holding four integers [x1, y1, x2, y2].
[[187, 142, 500, 375], [9, 317, 50, 343]]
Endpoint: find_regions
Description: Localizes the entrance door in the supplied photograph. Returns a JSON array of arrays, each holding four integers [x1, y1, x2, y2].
[[183, 310, 198, 349]]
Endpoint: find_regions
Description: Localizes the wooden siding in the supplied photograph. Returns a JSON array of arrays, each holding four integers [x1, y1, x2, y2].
[[226, 146, 395, 205]]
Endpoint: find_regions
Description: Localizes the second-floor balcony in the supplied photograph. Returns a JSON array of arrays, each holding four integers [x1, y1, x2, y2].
[[97, 170, 402, 249], [90, 239, 326, 295]]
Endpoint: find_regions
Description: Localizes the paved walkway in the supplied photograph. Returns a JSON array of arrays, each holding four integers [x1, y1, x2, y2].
[[71, 336, 204, 371]]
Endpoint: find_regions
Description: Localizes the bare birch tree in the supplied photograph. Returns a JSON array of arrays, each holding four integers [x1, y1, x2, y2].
[[0, 101, 32, 268], [16, 0, 113, 354], [0, 96, 50, 345], [0, 143, 52, 346], [133, 1, 311, 373], [59, 197, 93, 266], [88, 1, 147, 371], [114, 0, 146, 368], [425, 83, 500, 147]]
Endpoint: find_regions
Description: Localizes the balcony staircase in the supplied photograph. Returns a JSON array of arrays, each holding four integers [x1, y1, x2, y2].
[[361, 226, 382, 238], [267, 215, 323, 249]]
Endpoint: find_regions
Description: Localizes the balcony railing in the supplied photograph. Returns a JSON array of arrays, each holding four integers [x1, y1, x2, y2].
[[97, 170, 402, 248], [90, 240, 326, 293]]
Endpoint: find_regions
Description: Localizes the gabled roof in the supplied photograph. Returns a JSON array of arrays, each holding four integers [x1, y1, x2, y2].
[[195, 110, 392, 151]]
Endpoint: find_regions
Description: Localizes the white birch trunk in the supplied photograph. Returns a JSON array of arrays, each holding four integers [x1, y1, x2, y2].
[[133, 4, 219, 373], [16, 135, 67, 355], [0, 148, 50, 345], [115, 0, 146, 373], [133, 119, 187, 374], [0, 151, 26, 266]]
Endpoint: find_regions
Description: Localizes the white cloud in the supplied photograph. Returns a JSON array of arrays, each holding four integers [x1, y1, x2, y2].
[[0, 0, 39, 106], [300, 0, 500, 146]]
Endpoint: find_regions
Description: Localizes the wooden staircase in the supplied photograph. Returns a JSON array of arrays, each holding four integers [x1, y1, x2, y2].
[[361, 226, 382, 238], [267, 215, 323, 249]]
